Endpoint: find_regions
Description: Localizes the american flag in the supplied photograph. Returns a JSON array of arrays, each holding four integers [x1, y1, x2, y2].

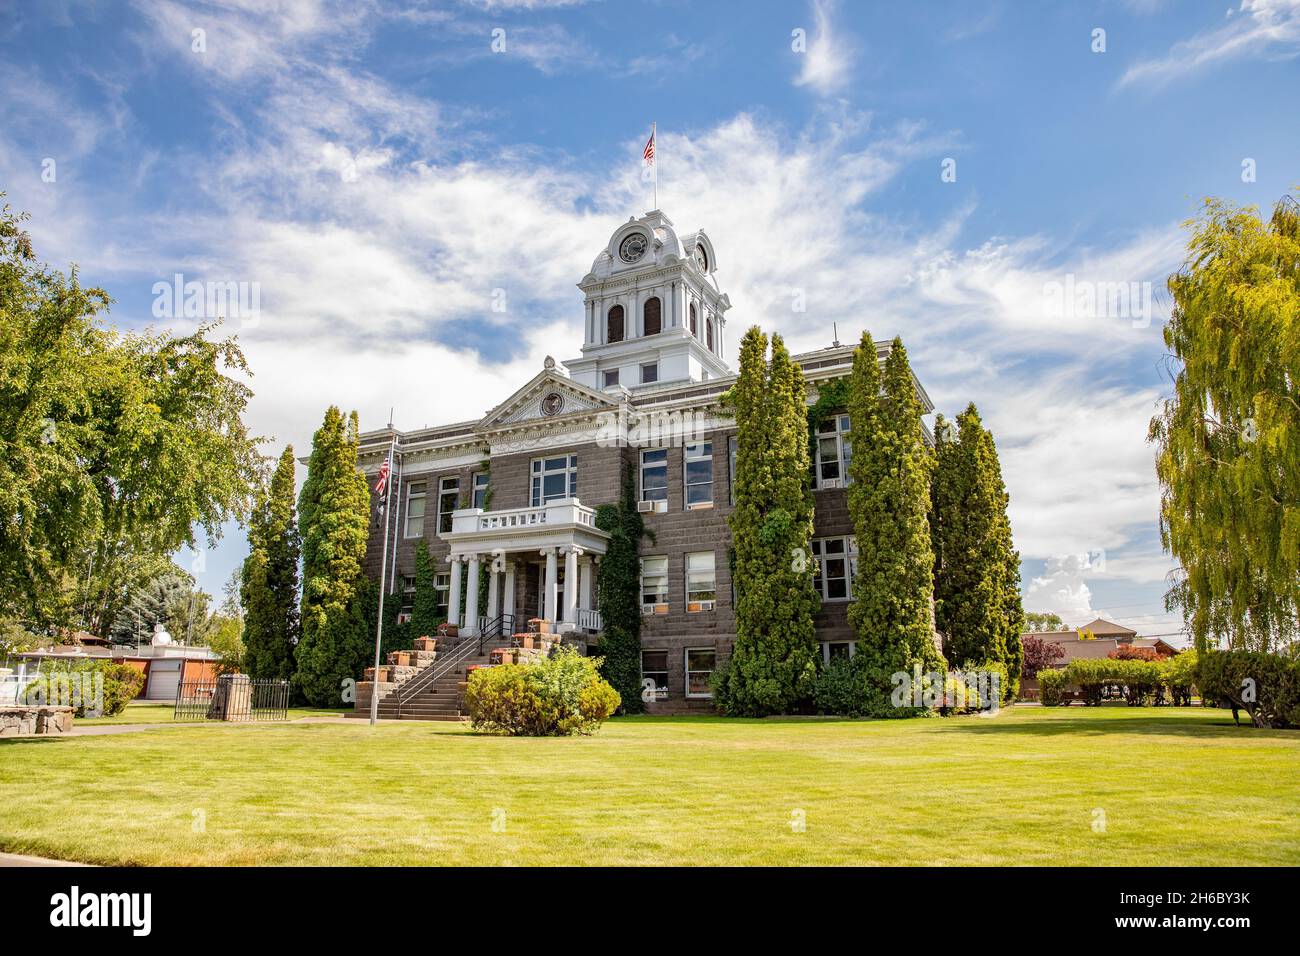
[[375, 455, 391, 495], [642, 128, 655, 166]]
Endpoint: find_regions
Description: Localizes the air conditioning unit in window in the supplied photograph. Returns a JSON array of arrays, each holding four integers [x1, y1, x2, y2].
[[637, 501, 654, 513], [820, 478, 843, 490], [654, 500, 668, 513], [686, 501, 713, 511], [641, 603, 657, 615]]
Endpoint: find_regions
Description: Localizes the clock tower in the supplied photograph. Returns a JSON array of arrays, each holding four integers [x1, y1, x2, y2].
[[564, 209, 732, 391]]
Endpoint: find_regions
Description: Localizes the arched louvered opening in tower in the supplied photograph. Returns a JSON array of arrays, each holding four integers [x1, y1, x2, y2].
[[607, 304, 625, 343], [643, 296, 662, 336]]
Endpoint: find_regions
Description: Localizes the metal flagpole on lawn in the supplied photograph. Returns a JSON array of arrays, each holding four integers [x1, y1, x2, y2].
[[369, 412, 397, 726]]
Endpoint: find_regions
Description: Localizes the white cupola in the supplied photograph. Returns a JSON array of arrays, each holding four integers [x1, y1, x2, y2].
[[565, 210, 732, 392]]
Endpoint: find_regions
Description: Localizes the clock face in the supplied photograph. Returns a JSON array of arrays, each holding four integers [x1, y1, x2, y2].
[[540, 392, 565, 416], [619, 233, 648, 263], [694, 245, 708, 271]]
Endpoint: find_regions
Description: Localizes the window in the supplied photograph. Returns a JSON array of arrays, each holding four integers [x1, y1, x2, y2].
[[603, 369, 620, 388], [607, 305, 624, 343], [640, 448, 668, 502], [472, 472, 489, 510], [437, 477, 459, 534], [434, 572, 450, 622], [706, 318, 714, 352], [728, 435, 738, 505], [684, 442, 713, 506], [812, 536, 855, 601], [685, 648, 716, 698], [404, 481, 426, 537], [686, 551, 716, 610], [822, 641, 856, 665], [401, 575, 416, 613], [641, 556, 668, 609], [531, 454, 577, 506], [689, 301, 698, 336], [815, 414, 852, 487], [643, 296, 662, 336], [641, 650, 669, 701], [641, 362, 659, 384]]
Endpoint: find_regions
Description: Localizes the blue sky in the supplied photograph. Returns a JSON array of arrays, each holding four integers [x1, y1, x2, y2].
[[2, 0, 1298, 640]]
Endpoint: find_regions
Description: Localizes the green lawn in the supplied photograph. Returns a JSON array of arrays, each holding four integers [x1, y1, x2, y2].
[[1, 705, 1296, 866]]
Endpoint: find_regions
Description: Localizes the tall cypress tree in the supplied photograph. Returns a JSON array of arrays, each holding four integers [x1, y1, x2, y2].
[[931, 404, 1024, 699], [294, 407, 371, 706], [722, 328, 820, 715], [846, 333, 944, 716], [595, 470, 647, 714], [241, 445, 300, 680], [409, 539, 440, 639]]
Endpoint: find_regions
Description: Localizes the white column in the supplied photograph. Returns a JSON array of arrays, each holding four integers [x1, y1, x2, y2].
[[503, 563, 517, 631], [579, 556, 593, 612], [543, 547, 558, 623], [486, 562, 500, 630], [563, 547, 579, 623], [465, 553, 481, 636], [447, 555, 462, 629]]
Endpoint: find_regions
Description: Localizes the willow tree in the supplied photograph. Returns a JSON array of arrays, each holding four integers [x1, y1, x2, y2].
[[294, 407, 371, 705], [1149, 195, 1300, 652], [846, 333, 945, 716], [241, 445, 300, 680], [931, 404, 1024, 698], [721, 327, 820, 715]]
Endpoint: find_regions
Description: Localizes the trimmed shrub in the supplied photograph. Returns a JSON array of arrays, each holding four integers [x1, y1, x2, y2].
[[1038, 668, 1068, 706], [1195, 649, 1300, 729], [1161, 649, 1197, 706], [21, 659, 145, 717], [1063, 658, 1111, 705], [813, 656, 871, 717], [465, 646, 621, 736], [1116, 659, 1163, 706]]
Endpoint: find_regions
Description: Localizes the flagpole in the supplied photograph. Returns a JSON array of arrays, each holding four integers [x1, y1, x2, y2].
[[369, 411, 397, 726], [652, 121, 658, 210]]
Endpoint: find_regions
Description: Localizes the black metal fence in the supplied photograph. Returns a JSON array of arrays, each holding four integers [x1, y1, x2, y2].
[[173, 676, 291, 722]]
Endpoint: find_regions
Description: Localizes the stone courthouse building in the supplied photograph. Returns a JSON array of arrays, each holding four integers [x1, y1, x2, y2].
[[356, 210, 933, 713]]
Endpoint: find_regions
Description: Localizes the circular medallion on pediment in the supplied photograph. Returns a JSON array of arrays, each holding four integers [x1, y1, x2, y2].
[[540, 392, 565, 416]]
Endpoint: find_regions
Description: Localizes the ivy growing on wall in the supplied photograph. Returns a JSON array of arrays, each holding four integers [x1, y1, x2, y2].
[[595, 469, 651, 713], [805, 375, 851, 463]]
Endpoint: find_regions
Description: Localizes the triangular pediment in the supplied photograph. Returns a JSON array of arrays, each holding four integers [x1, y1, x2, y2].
[[478, 369, 621, 431]]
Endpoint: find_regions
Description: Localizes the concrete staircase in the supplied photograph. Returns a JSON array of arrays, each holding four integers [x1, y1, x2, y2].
[[373, 642, 492, 721]]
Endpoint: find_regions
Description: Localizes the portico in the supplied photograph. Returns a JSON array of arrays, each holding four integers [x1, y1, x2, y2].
[[440, 498, 609, 637]]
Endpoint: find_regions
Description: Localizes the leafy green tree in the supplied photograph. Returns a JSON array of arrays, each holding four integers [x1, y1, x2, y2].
[[1150, 195, 1300, 653], [409, 540, 441, 639], [845, 333, 945, 716], [595, 471, 648, 714], [208, 614, 245, 675], [107, 562, 196, 645], [0, 198, 261, 629], [720, 328, 821, 715], [931, 404, 1025, 699], [1023, 611, 1066, 631], [241, 445, 301, 680], [294, 407, 372, 706]]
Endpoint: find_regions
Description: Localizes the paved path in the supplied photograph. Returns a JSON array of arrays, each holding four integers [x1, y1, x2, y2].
[[0, 852, 90, 867]]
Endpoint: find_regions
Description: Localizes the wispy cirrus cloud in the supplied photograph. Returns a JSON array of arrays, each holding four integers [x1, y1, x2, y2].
[[1118, 0, 1300, 89], [793, 0, 854, 95]]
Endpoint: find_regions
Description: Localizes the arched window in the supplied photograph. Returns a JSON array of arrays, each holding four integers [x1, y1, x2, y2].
[[607, 305, 625, 343], [689, 302, 698, 336], [643, 296, 662, 336], [706, 318, 714, 352]]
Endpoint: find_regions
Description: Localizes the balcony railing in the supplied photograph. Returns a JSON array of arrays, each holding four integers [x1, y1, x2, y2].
[[450, 498, 599, 535]]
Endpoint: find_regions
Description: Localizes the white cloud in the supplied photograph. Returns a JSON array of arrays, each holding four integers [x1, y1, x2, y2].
[[1118, 0, 1300, 89], [793, 0, 854, 95]]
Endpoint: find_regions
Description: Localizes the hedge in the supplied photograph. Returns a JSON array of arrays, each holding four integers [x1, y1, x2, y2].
[[21, 660, 145, 717], [1038, 667, 1068, 706], [1195, 649, 1300, 729]]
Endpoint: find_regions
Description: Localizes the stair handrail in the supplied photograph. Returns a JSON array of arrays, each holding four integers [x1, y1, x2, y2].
[[392, 635, 484, 719]]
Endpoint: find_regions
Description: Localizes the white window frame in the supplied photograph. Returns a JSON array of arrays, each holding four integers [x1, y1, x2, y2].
[[684, 442, 713, 508], [822, 641, 856, 665], [434, 572, 450, 622], [531, 454, 578, 506], [685, 647, 716, 699], [436, 476, 459, 534], [472, 472, 489, 510], [685, 551, 716, 611], [639, 448, 668, 502], [641, 650, 669, 701], [641, 555, 669, 610], [728, 435, 738, 506], [815, 414, 852, 488], [812, 536, 856, 602], [603, 368, 620, 388], [404, 481, 427, 538], [641, 362, 659, 384]]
